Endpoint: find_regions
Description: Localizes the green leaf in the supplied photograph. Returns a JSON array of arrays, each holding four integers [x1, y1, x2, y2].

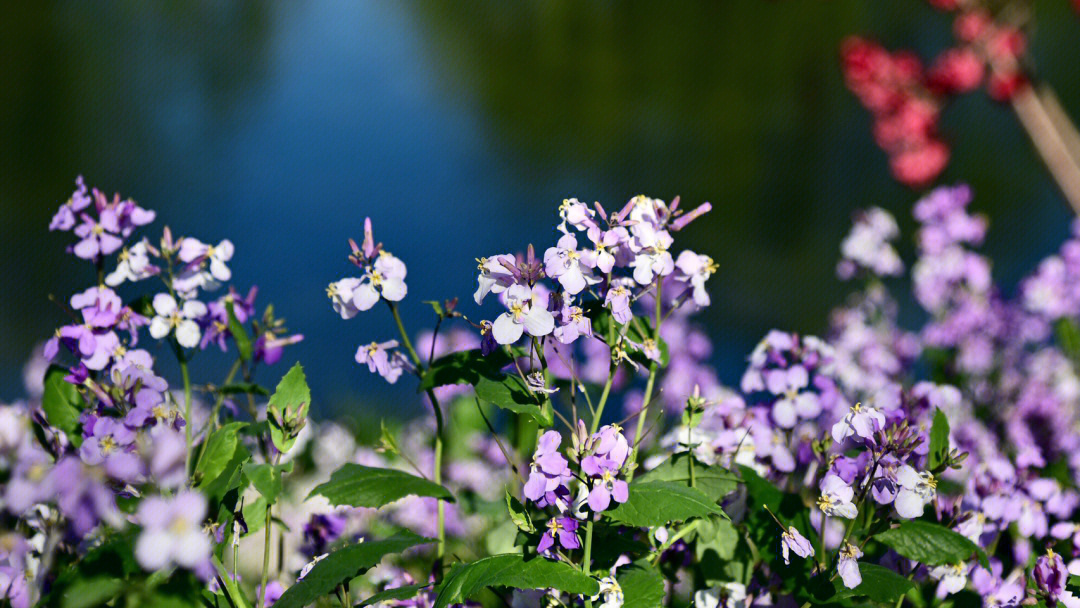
[[307, 463, 455, 508], [225, 300, 253, 361], [928, 408, 951, 471], [219, 382, 270, 396], [1056, 318, 1080, 363], [196, 422, 247, 487], [267, 363, 310, 454], [606, 481, 725, 527], [244, 462, 284, 504], [357, 584, 428, 607], [274, 531, 431, 608], [505, 490, 535, 533], [833, 562, 916, 603], [616, 562, 665, 608], [694, 515, 739, 561], [474, 373, 553, 427], [419, 348, 510, 390], [41, 532, 141, 608], [874, 521, 989, 568], [57, 577, 124, 608], [434, 554, 599, 608], [1067, 573, 1080, 595], [635, 453, 740, 501], [42, 364, 83, 437], [211, 555, 253, 608]]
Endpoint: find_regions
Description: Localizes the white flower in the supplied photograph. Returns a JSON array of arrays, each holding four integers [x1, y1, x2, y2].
[[674, 250, 717, 307], [298, 553, 328, 580], [830, 402, 886, 444], [148, 294, 206, 348], [591, 576, 624, 608], [894, 464, 936, 519], [817, 474, 858, 519], [474, 254, 516, 304], [178, 238, 234, 282], [491, 285, 555, 344], [106, 239, 157, 286], [135, 491, 211, 571], [352, 252, 408, 310], [694, 582, 747, 608], [327, 278, 362, 319], [929, 563, 967, 597]]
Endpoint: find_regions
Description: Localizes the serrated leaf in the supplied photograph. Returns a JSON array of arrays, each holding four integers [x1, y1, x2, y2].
[[928, 408, 951, 471], [606, 481, 725, 528], [225, 300, 253, 361], [616, 562, 665, 608], [874, 520, 989, 568], [196, 422, 247, 487], [636, 454, 740, 501], [474, 373, 553, 427], [267, 363, 310, 454], [244, 462, 283, 504], [433, 554, 599, 608], [42, 365, 83, 437], [419, 348, 510, 390], [505, 490, 535, 533], [308, 463, 454, 508], [274, 531, 431, 608], [357, 584, 428, 607]]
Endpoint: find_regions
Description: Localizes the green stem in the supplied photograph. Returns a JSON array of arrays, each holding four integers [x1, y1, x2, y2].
[[389, 302, 447, 563], [257, 453, 281, 608], [626, 280, 662, 480], [590, 365, 617, 435], [582, 520, 595, 608], [181, 359, 193, 477], [650, 519, 700, 566]]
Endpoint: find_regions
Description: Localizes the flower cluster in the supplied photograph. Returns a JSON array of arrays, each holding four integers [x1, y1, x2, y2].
[[841, 3, 1031, 188]]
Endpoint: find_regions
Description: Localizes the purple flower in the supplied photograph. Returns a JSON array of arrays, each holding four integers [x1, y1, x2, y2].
[[72, 206, 123, 260], [79, 417, 135, 466], [49, 176, 92, 232], [537, 516, 580, 555], [582, 456, 628, 512], [582, 226, 625, 274], [553, 301, 592, 345], [50, 456, 124, 538], [523, 430, 572, 508], [0, 534, 32, 608], [135, 490, 211, 571], [604, 282, 633, 325], [780, 526, 814, 565], [492, 285, 555, 345], [817, 474, 858, 519], [302, 512, 347, 558], [256, 582, 285, 607], [837, 543, 863, 589], [1034, 548, 1066, 603], [836, 208, 904, 279], [544, 234, 598, 295], [355, 340, 406, 383]]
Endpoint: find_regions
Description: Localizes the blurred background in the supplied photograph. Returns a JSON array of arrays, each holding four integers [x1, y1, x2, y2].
[[2, 1, 1078, 419]]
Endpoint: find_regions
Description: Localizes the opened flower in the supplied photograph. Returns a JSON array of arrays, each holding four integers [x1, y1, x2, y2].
[[148, 294, 206, 348], [492, 284, 554, 345], [135, 490, 211, 571]]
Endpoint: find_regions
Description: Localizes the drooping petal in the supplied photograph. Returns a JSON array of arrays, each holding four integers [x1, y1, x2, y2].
[[380, 278, 407, 302], [352, 282, 380, 311], [175, 320, 201, 349], [894, 488, 926, 519]]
